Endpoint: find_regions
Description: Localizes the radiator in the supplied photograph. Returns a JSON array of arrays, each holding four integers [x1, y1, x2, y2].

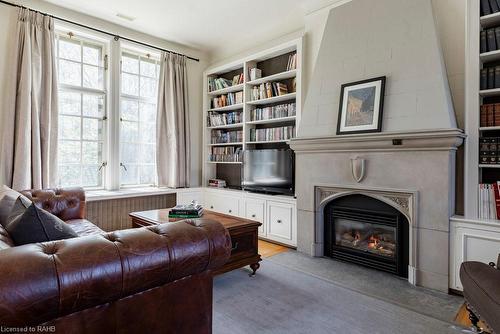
[[86, 194, 176, 231]]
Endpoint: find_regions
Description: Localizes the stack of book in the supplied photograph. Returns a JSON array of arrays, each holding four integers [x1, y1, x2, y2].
[[211, 92, 244, 108], [286, 53, 297, 71], [207, 111, 242, 127], [211, 129, 243, 144], [480, 137, 500, 164], [480, 66, 500, 90], [208, 179, 227, 188], [252, 82, 289, 101], [481, 0, 500, 16], [209, 147, 242, 162], [232, 73, 244, 85], [208, 77, 232, 92], [480, 27, 500, 54], [249, 125, 295, 142], [478, 182, 500, 220], [169, 202, 204, 218], [480, 103, 500, 127], [251, 103, 296, 121]]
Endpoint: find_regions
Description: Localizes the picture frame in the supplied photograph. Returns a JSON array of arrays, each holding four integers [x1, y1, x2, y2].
[[336, 76, 386, 135]]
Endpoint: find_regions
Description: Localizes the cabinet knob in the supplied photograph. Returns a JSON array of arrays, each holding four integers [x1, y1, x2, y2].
[[210, 206, 214, 209], [277, 219, 282, 224], [229, 210, 232, 213], [251, 214, 256, 218]]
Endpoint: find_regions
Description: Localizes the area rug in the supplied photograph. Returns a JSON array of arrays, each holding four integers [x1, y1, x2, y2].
[[213, 260, 470, 334]]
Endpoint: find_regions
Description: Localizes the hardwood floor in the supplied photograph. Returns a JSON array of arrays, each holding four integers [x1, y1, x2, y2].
[[258, 240, 289, 258], [455, 303, 490, 333]]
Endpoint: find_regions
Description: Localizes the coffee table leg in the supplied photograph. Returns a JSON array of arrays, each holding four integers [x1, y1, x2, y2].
[[249, 262, 260, 276]]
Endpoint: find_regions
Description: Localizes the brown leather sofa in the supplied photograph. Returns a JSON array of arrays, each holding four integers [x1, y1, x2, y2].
[[460, 255, 500, 334], [0, 188, 232, 333]]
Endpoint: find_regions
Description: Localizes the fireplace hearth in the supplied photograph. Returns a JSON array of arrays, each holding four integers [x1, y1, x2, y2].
[[324, 195, 409, 278]]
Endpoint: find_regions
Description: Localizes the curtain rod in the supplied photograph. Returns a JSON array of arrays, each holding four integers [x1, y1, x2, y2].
[[0, 0, 200, 62]]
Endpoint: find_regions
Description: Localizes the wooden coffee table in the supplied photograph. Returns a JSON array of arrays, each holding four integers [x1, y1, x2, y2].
[[129, 209, 262, 276]]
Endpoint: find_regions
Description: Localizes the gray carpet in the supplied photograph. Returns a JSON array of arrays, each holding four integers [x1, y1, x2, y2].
[[214, 257, 470, 334]]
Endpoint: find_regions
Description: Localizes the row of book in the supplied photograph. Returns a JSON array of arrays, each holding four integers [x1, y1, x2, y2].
[[169, 202, 204, 219], [211, 92, 244, 109], [478, 182, 500, 220], [207, 111, 242, 127], [208, 147, 242, 162], [481, 0, 500, 16], [479, 137, 500, 164], [208, 179, 227, 188], [251, 82, 289, 101], [208, 74, 244, 92], [480, 66, 500, 90], [480, 103, 500, 127], [480, 27, 500, 54], [211, 130, 243, 144], [286, 53, 297, 71], [249, 126, 295, 142], [251, 103, 296, 121]]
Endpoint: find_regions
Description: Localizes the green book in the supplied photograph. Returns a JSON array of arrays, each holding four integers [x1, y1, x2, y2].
[[168, 214, 202, 219]]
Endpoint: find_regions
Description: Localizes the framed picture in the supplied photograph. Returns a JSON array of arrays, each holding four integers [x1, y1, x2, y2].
[[336, 76, 386, 135]]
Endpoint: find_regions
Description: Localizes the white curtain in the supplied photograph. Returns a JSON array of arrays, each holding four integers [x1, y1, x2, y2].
[[156, 52, 190, 188], [1, 8, 58, 190]]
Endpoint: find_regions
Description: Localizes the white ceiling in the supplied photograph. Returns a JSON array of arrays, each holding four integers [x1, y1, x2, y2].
[[43, 0, 337, 58]]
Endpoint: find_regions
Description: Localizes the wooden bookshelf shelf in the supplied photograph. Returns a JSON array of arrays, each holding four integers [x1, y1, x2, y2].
[[206, 161, 242, 164], [247, 140, 291, 144], [247, 93, 297, 105], [479, 164, 500, 168], [479, 88, 500, 97], [207, 83, 244, 96], [247, 116, 296, 125], [207, 142, 243, 147], [480, 12, 500, 28], [207, 123, 243, 130], [479, 126, 500, 131], [208, 103, 244, 112], [246, 69, 297, 86], [480, 50, 500, 63]]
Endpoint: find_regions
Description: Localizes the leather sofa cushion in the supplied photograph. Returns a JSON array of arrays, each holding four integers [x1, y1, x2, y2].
[[0, 186, 31, 227], [5, 200, 78, 246], [0, 225, 14, 250], [66, 219, 105, 236], [460, 261, 500, 333]]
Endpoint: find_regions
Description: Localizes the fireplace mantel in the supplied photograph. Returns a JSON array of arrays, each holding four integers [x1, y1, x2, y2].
[[290, 128, 465, 153]]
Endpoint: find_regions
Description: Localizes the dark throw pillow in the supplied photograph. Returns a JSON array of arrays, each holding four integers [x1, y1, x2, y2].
[[5, 200, 78, 246]]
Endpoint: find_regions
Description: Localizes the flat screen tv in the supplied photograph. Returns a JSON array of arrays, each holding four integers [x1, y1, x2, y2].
[[242, 149, 294, 195]]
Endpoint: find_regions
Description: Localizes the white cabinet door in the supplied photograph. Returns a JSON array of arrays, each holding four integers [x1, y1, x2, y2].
[[245, 198, 266, 236], [205, 193, 239, 216], [267, 201, 295, 245]]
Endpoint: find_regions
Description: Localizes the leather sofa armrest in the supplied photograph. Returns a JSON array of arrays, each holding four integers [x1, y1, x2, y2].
[[21, 187, 86, 221], [0, 219, 231, 326]]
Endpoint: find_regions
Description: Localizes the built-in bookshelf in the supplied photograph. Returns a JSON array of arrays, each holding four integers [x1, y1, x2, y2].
[[202, 38, 302, 188], [464, 0, 500, 221]]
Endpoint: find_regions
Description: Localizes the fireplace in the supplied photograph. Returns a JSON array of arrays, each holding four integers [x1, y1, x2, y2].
[[324, 194, 409, 278]]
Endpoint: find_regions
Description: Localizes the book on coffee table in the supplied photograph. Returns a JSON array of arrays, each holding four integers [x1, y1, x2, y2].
[[169, 201, 203, 218]]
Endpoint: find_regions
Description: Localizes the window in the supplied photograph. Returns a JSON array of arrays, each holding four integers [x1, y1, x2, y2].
[[119, 52, 159, 186], [56, 34, 106, 188]]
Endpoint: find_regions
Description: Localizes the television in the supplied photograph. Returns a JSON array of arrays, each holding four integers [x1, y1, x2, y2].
[[242, 149, 294, 195]]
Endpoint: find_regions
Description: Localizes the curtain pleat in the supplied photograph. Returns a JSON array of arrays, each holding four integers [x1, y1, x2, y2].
[[156, 52, 190, 188], [1, 8, 58, 190]]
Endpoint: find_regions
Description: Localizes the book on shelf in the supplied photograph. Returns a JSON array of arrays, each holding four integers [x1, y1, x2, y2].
[[209, 146, 242, 162], [286, 53, 297, 71], [478, 182, 500, 220], [480, 103, 500, 127], [208, 179, 227, 188], [232, 73, 244, 85], [211, 91, 244, 108], [481, 66, 500, 90], [481, 0, 500, 15], [479, 136, 499, 164], [250, 103, 296, 121], [211, 129, 243, 144], [249, 68, 262, 81], [488, 28, 497, 52], [208, 77, 232, 92], [249, 125, 296, 142], [252, 81, 289, 101], [207, 111, 242, 127]]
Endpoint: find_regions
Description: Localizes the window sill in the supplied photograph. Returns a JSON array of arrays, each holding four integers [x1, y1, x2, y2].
[[85, 187, 178, 202]]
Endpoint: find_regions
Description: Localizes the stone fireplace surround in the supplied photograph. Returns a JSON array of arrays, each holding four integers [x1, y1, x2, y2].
[[290, 129, 465, 292]]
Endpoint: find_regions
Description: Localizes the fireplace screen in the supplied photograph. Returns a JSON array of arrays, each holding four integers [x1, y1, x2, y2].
[[335, 218, 396, 258]]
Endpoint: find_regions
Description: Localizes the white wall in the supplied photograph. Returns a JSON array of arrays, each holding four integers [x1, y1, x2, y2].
[[0, 0, 208, 187]]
